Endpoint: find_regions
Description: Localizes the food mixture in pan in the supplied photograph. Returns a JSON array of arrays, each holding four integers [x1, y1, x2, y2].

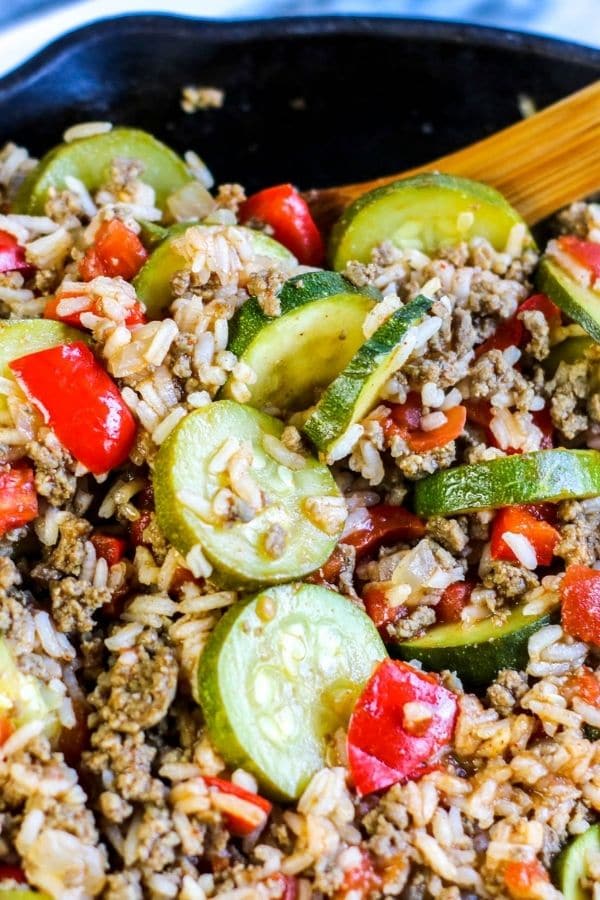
[[0, 122, 599, 899]]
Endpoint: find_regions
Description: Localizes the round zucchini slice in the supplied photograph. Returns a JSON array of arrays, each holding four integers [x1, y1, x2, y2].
[[303, 294, 432, 454], [133, 223, 295, 319], [197, 583, 386, 800], [15, 127, 191, 215], [413, 449, 600, 518], [538, 256, 600, 343], [0, 637, 62, 737], [0, 893, 50, 899], [153, 400, 345, 587], [223, 271, 380, 414], [555, 823, 600, 900], [330, 173, 534, 271], [394, 603, 554, 687], [0, 319, 83, 414]]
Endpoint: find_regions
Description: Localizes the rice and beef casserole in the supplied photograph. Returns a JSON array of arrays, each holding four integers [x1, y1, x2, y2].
[[0, 121, 598, 899]]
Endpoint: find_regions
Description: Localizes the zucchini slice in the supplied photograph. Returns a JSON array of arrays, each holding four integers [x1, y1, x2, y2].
[[330, 173, 534, 271], [223, 271, 380, 414], [555, 824, 600, 900], [303, 294, 432, 454], [153, 400, 345, 587], [0, 319, 84, 414], [538, 256, 600, 343], [394, 603, 554, 687], [197, 583, 386, 800], [0, 637, 62, 736], [15, 127, 191, 215], [544, 334, 593, 376], [134, 223, 295, 319], [414, 449, 600, 517]]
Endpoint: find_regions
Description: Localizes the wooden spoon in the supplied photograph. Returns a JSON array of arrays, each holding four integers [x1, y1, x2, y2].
[[304, 80, 600, 234]]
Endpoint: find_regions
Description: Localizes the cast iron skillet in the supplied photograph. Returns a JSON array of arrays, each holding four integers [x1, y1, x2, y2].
[[0, 14, 598, 193]]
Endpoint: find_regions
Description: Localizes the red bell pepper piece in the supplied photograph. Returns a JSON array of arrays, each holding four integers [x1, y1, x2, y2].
[[561, 565, 600, 645], [45, 290, 146, 329], [90, 533, 127, 567], [347, 659, 457, 796], [0, 230, 31, 275], [437, 581, 474, 624], [504, 860, 550, 899], [10, 342, 136, 474], [0, 863, 26, 883], [80, 219, 148, 282], [314, 505, 424, 585], [475, 316, 525, 358], [475, 293, 560, 358], [362, 583, 408, 629], [558, 235, 600, 280], [0, 715, 14, 747], [239, 183, 324, 266], [0, 465, 38, 537], [343, 504, 425, 557], [518, 292, 561, 325], [385, 393, 466, 453], [490, 506, 559, 567], [203, 776, 272, 836]]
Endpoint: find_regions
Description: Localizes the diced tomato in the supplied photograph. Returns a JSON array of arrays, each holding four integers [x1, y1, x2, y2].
[[518, 292, 561, 325], [362, 583, 407, 629], [437, 581, 474, 624], [465, 400, 554, 452], [10, 341, 137, 474], [273, 875, 298, 900], [504, 860, 549, 899], [203, 776, 272, 836], [0, 464, 38, 537], [80, 219, 148, 282], [91, 533, 127, 567], [239, 183, 324, 266], [520, 503, 557, 525], [490, 506, 559, 568], [561, 565, 600, 645], [475, 316, 525, 358], [347, 659, 457, 796], [0, 864, 26, 883], [343, 504, 425, 559], [45, 289, 147, 329], [0, 230, 31, 275], [335, 849, 381, 899], [558, 235, 600, 280], [130, 509, 153, 547], [475, 293, 560, 359], [0, 715, 14, 746], [385, 393, 466, 453], [564, 666, 600, 706]]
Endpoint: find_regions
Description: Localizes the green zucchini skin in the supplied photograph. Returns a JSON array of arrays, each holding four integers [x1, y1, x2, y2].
[[224, 272, 380, 414], [329, 173, 535, 271], [303, 294, 432, 452], [554, 823, 600, 900], [414, 449, 600, 517], [134, 223, 294, 319], [393, 605, 554, 687], [544, 335, 594, 377], [197, 583, 386, 800], [15, 127, 191, 215], [538, 257, 600, 343]]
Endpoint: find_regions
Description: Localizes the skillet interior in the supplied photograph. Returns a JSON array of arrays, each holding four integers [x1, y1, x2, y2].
[[0, 15, 598, 193]]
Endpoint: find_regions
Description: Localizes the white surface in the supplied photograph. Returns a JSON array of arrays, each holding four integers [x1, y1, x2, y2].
[[0, 0, 598, 80]]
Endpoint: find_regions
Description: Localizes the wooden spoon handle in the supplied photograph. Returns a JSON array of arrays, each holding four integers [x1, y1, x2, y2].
[[305, 80, 600, 233]]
